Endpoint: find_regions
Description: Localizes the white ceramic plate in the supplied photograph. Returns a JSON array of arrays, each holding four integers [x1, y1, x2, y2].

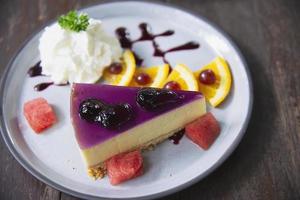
[[0, 1, 253, 199]]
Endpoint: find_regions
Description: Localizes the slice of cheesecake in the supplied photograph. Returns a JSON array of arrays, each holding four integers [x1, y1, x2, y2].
[[71, 84, 206, 178]]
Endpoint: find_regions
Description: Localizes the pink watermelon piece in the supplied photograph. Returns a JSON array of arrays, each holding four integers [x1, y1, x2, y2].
[[106, 150, 143, 185], [185, 112, 220, 150], [23, 98, 57, 133]]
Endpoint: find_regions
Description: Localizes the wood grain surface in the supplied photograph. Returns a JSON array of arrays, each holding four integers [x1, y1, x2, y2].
[[0, 0, 299, 199]]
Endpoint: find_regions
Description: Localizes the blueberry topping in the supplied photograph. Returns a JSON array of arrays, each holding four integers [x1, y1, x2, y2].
[[100, 103, 133, 129], [79, 99, 133, 129], [79, 99, 105, 122], [136, 88, 184, 111]]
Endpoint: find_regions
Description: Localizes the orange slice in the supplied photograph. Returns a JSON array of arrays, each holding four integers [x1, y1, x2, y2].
[[129, 64, 169, 88], [103, 50, 136, 86], [194, 57, 232, 107], [163, 64, 198, 91]]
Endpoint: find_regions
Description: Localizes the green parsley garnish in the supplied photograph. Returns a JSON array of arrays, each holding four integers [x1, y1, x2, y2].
[[58, 10, 89, 32]]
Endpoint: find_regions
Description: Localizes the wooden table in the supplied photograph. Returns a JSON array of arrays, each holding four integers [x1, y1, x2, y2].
[[0, 0, 299, 199]]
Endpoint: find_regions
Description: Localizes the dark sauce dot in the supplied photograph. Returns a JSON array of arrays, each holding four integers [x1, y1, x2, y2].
[[108, 63, 123, 74], [169, 129, 185, 145], [29, 61, 68, 92], [136, 87, 184, 111], [164, 81, 181, 90], [199, 69, 216, 85], [34, 82, 53, 91], [135, 73, 151, 85]]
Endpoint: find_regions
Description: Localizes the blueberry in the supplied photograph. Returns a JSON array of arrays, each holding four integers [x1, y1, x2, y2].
[[79, 99, 105, 122], [136, 88, 184, 111], [100, 103, 133, 129]]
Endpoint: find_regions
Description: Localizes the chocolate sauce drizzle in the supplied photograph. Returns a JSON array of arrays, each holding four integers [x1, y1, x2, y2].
[[28, 62, 69, 92], [115, 23, 200, 66], [169, 129, 185, 145], [34, 82, 54, 91], [27, 61, 43, 77]]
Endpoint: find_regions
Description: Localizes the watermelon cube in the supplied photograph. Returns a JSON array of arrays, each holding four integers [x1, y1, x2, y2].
[[185, 112, 220, 150], [23, 98, 57, 133], [106, 150, 143, 185]]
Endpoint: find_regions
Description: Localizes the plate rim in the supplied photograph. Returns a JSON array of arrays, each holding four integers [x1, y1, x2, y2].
[[0, 1, 253, 199]]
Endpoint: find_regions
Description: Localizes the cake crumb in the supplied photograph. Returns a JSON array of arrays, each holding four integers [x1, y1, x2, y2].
[[88, 166, 106, 179]]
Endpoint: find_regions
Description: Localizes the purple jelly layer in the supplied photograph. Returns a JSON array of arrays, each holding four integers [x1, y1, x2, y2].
[[71, 84, 203, 149]]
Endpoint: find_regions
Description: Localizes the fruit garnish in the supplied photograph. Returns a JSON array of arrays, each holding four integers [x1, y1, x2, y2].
[[23, 98, 57, 133], [199, 69, 216, 85], [106, 150, 143, 185], [58, 10, 89, 32], [135, 73, 151, 85], [169, 129, 185, 144], [194, 57, 232, 107], [129, 64, 169, 88], [185, 112, 220, 150], [164, 81, 181, 90], [103, 50, 136, 86], [136, 88, 184, 111], [28, 61, 42, 77], [163, 64, 198, 91], [108, 63, 123, 74]]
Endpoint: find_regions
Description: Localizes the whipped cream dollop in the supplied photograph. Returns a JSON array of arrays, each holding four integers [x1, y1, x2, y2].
[[39, 19, 122, 84]]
